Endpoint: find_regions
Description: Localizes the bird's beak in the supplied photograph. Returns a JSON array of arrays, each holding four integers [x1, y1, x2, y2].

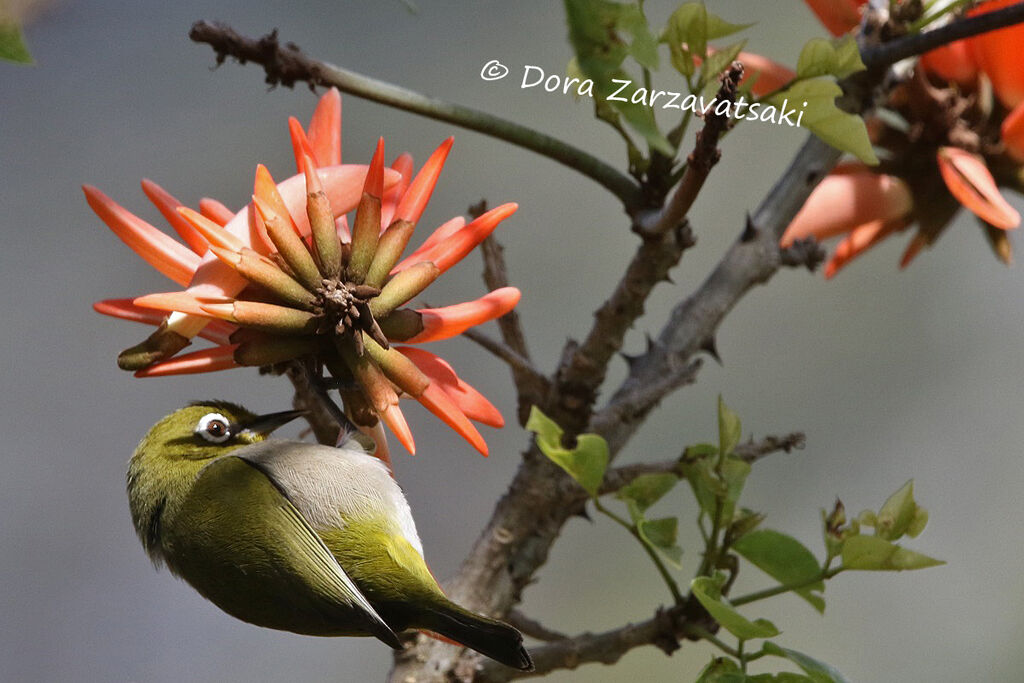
[[240, 409, 307, 437]]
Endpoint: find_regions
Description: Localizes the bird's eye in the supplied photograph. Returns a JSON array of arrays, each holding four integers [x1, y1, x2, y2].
[[196, 413, 232, 443]]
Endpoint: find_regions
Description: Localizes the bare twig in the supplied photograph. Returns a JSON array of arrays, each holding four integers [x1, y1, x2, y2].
[[505, 610, 569, 643], [188, 21, 643, 211], [477, 606, 688, 682], [861, 0, 1024, 69], [462, 328, 548, 394], [638, 62, 744, 238], [283, 361, 341, 445], [593, 135, 842, 456], [549, 65, 743, 435], [469, 206, 548, 424], [560, 431, 806, 503]]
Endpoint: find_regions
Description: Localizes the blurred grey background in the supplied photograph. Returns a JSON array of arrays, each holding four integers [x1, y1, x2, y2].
[[2, 1, 1022, 681]]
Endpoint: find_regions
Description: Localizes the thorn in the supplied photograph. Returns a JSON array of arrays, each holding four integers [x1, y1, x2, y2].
[[644, 333, 658, 353], [700, 336, 722, 365], [740, 214, 758, 242]]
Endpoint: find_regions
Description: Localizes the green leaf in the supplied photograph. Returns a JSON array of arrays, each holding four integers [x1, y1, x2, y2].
[[906, 506, 929, 538], [762, 642, 851, 683], [638, 516, 684, 567], [0, 19, 33, 64], [766, 79, 878, 164], [718, 396, 742, 456], [795, 36, 864, 80], [875, 479, 917, 541], [696, 657, 745, 683], [616, 472, 679, 512], [750, 674, 816, 683], [685, 443, 719, 459], [662, 2, 752, 79], [564, 0, 672, 154], [832, 35, 865, 79], [682, 458, 721, 516], [732, 529, 825, 613], [691, 575, 780, 640], [841, 535, 944, 571], [526, 406, 608, 497], [720, 456, 751, 520]]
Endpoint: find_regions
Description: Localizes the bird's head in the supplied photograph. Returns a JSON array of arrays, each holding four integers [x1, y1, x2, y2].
[[126, 401, 305, 562]]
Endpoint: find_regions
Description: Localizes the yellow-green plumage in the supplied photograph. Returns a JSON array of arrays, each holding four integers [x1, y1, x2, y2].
[[127, 402, 531, 671]]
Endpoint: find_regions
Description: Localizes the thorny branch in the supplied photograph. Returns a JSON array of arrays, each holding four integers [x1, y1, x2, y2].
[[187, 5, 1024, 681]]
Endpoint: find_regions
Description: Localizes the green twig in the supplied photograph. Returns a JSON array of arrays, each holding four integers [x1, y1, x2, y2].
[[593, 499, 684, 604], [189, 21, 644, 211], [730, 566, 845, 607], [683, 624, 741, 658]]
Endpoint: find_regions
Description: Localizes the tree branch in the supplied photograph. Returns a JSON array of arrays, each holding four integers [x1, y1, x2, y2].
[[476, 606, 689, 682], [188, 21, 643, 211], [861, 0, 1024, 69], [549, 66, 742, 435]]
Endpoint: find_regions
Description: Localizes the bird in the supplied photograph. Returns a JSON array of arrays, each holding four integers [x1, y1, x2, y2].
[[126, 400, 532, 671]]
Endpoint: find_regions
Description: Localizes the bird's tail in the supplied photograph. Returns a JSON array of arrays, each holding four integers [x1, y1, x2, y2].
[[417, 603, 533, 671]]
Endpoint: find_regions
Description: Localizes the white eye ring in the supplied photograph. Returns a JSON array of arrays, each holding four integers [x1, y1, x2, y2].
[[196, 413, 232, 443]]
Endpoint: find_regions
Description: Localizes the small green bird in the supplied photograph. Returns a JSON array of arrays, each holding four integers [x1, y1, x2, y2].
[[127, 401, 532, 671]]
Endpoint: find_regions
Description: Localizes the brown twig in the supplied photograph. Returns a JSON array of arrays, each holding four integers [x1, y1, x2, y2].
[[461, 329, 548, 395], [283, 361, 341, 445], [477, 606, 689, 682], [638, 62, 744, 238], [505, 610, 570, 643], [549, 66, 744, 436], [469, 202, 548, 423]]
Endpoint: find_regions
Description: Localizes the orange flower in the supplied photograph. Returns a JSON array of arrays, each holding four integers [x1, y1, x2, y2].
[[803, 0, 866, 36], [88, 88, 520, 458], [781, 164, 914, 278], [788, 2, 1024, 275]]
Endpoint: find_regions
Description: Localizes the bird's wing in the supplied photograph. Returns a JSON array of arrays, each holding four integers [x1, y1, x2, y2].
[[189, 455, 402, 648]]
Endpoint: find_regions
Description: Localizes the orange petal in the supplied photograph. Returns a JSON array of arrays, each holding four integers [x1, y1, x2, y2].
[[83, 185, 200, 287], [198, 198, 235, 226], [1002, 101, 1024, 162], [394, 138, 454, 225], [380, 153, 414, 228], [803, 0, 864, 36], [141, 180, 209, 255], [937, 146, 1020, 230], [176, 206, 246, 252], [288, 117, 317, 173], [397, 346, 504, 427], [308, 88, 342, 166], [363, 137, 386, 199], [395, 217, 466, 271], [408, 287, 522, 344], [920, 40, 978, 86], [968, 0, 1024, 108], [416, 383, 488, 456], [134, 344, 240, 377], [401, 203, 517, 275], [781, 165, 913, 246], [134, 291, 232, 317], [382, 403, 416, 455], [254, 164, 301, 239], [823, 217, 908, 279], [93, 298, 236, 344]]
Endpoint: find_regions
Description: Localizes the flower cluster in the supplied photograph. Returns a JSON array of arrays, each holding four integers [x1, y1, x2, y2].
[[87, 89, 520, 457], [714, 0, 1024, 276], [787, 0, 1024, 275]]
